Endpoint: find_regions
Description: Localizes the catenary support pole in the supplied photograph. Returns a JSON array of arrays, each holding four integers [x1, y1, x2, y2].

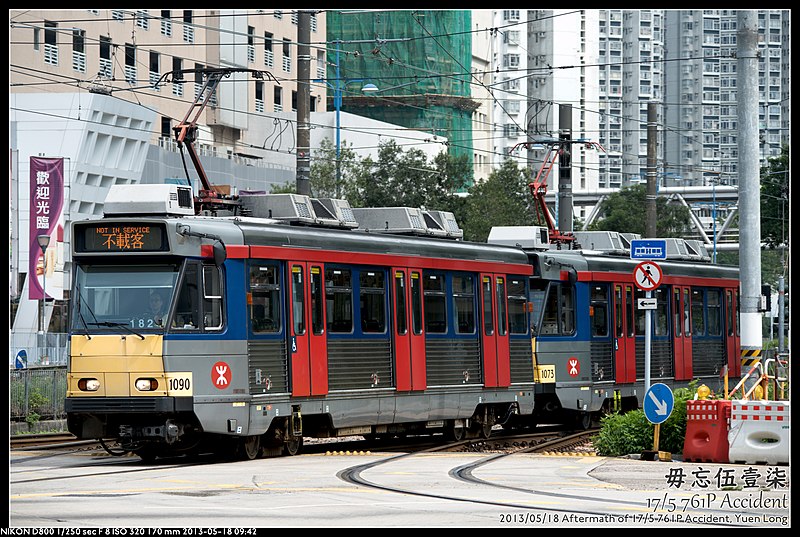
[[296, 11, 312, 196], [737, 11, 763, 395]]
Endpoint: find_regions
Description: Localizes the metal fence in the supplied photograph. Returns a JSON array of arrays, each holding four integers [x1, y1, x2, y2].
[[9, 331, 70, 367], [9, 366, 67, 421]]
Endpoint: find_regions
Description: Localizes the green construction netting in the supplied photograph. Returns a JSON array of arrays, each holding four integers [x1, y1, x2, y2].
[[326, 10, 475, 180]]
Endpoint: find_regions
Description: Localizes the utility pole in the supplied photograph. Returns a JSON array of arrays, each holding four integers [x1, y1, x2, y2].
[[296, 11, 312, 196], [645, 102, 658, 238], [737, 11, 763, 390], [557, 104, 572, 234]]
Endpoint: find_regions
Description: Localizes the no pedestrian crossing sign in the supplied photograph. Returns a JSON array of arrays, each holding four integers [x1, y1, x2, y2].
[[644, 382, 674, 425], [633, 261, 663, 291]]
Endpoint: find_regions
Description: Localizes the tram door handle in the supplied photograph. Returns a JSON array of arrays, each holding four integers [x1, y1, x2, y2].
[[614, 339, 619, 351]]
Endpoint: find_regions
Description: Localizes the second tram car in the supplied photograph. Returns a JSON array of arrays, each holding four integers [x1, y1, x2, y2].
[[65, 186, 740, 459], [489, 226, 740, 429]]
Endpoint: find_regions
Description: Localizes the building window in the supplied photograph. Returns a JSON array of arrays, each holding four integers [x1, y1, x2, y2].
[[72, 29, 86, 72], [44, 21, 58, 65], [161, 10, 172, 37]]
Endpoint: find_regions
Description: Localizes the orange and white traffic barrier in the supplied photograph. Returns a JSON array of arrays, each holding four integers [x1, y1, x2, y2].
[[683, 400, 731, 463], [727, 400, 789, 465]]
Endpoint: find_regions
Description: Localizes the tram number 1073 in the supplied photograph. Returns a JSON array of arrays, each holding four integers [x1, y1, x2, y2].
[[535, 364, 556, 383]]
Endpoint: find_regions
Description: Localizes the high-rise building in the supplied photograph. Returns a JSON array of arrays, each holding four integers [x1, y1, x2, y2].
[[471, 10, 495, 183], [526, 10, 603, 225], [489, 9, 530, 169], [663, 9, 788, 187]]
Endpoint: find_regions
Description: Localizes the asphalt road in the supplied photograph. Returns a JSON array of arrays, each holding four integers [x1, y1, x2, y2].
[[8, 447, 790, 528]]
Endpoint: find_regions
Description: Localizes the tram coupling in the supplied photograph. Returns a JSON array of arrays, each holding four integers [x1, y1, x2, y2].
[[119, 419, 184, 445]]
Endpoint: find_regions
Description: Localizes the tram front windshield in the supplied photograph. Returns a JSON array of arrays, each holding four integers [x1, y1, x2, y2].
[[72, 263, 180, 333]]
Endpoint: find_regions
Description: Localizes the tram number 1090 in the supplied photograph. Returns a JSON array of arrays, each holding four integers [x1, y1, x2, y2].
[[166, 373, 193, 395]]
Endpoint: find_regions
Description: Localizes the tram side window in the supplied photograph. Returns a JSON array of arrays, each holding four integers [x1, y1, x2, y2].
[[507, 277, 528, 334], [635, 288, 646, 334], [203, 265, 223, 330], [707, 289, 721, 336], [325, 268, 353, 333], [452, 274, 475, 334], [291, 266, 305, 335], [655, 288, 669, 336], [423, 272, 447, 333], [626, 287, 634, 337], [311, 266, 324, 335], [173, 264, 199, 329], [726, 290, 734, 337], [529, 279, 547, 336], [496, 277, 507, 336], [395, 272, 407, 335], [692, 288, 705, 335], [250, 263, 281, 333], [411, 272, 423, 335], [173, 262, 222, 331], [540, 283, 575, 336], [673, 288, 682, 337], [561, 284, 575, 334], [482, 276, 494, 336], [590, 285, 609, 337], [360, 270, 386, 333]]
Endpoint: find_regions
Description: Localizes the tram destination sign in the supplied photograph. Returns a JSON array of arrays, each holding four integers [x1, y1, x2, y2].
[[76, 222, 168, 252], [630, 239, 667, 260]]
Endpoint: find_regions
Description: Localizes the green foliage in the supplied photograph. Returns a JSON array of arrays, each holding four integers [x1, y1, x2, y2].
[[25, 389, 50, 425], [594, 381, 698, 456], [760, 144, 789, 248], [462, 158, 532, 242], [589, 184, 692, 237], [593, 410, 652, 456]]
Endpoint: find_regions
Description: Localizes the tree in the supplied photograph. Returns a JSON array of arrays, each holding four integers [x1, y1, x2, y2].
[[271, 138, 361, 199], [309, 137, 361, 200], [760, 144, 789, 248], [349, 139, 466, 215], [589, 184, 692, 237], [462, 158, 533, 242]]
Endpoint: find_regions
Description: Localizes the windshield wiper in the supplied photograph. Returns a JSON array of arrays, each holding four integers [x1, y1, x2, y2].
[[87, 321, 145, 340], [74, 283, 93, 339]]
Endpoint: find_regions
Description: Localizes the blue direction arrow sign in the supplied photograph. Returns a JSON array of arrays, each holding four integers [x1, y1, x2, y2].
[[15, 349, 27, 369], [631, 239, 667, 260], [643, 382, 674, 425]]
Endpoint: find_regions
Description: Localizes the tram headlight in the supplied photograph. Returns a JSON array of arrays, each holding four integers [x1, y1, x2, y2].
[[135, 378, 159, 391], [78, 378, 100, 392]]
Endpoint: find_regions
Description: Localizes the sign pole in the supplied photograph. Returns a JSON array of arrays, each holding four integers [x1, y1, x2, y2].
[[652, 422, 660, 452], [633, 259, 662, 394], [642, 382, 674, 461], [644, 289, 652, 393]]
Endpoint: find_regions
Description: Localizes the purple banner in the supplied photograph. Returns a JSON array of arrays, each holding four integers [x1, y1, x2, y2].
[[29, 157, 64, 300]]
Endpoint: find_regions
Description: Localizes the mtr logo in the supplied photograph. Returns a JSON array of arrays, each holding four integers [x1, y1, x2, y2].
[[567, 357, 580, 378], [212, 361, 232, 389]]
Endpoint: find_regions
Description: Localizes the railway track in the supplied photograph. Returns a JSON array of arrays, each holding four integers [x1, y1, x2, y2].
[[10, 432, 79, 449], [10, 427, 599, 458]]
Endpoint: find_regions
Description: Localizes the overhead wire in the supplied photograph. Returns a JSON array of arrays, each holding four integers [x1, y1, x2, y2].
[[10, 9, 786, 179]]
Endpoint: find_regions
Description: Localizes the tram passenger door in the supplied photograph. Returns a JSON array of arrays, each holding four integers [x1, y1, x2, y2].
[[725, 288, 741, 377], [480, 274, 510, 388], [392, 268, 426, 391], [672, 286, 693, 380], [613, 284, 636, 383], [288, 262, 328, 396]]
